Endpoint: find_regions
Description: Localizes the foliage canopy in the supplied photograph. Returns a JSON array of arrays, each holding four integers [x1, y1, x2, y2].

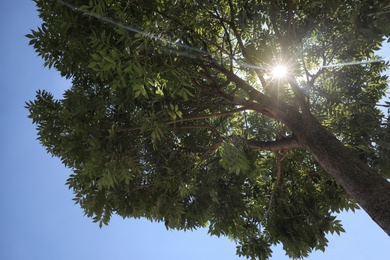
[[26, 0, 390, 259]]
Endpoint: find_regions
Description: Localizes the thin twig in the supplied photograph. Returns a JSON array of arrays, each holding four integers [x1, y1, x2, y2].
[[227, 0, 268, 89], [117, 107, 247, 132], [264, 151, 287, 219]]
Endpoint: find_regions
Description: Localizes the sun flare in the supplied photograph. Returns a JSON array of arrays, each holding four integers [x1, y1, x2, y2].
[[271, 65, 288, 78]]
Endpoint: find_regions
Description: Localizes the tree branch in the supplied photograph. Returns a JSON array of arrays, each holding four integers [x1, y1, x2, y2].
[[264, 151, 286, 220], [117, 107, 247, 132], [174, 124, 221, 139], [173, 124, 224, 161], [269, 0, 311, 113], [227, 0, 268, 89], [166, 107, 247, 124], [244, 136, 300, 151], [191, 102, 236, 115], [287, 76, 311, 113], [269, 0, 288, 51], [200, 140, 224, 161], [208, 60, 294, 120]]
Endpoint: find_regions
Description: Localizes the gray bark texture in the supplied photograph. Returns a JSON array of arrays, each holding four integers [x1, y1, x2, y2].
[[284, 110, 390, 236]]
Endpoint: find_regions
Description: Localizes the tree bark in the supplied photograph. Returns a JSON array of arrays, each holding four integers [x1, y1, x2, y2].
[[245, 136, 301, 151], [283, 109, 390, 236]]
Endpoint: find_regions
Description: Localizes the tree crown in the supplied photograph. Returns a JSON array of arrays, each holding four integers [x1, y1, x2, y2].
[[26, 0, 389, 258]]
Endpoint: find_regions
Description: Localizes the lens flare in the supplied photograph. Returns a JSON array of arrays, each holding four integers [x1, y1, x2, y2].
[[271, 65, 288, 78]]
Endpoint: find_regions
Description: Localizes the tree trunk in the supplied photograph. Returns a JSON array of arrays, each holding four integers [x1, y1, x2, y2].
[[284, 109, 390, 236]]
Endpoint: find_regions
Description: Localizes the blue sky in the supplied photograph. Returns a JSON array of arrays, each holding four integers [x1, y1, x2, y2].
[[0, 1, 388, 260]]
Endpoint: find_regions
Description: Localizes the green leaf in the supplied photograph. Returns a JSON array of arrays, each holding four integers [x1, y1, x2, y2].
[[87, 61, 98, 69], [91, 53, 101, 60], [155, 88, 164, 96]]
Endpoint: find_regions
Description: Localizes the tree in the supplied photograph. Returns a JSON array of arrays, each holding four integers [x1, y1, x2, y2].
[[26, 0, 390, 259]]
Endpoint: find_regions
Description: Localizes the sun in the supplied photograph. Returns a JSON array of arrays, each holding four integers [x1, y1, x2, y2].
[[271, 65, 288, 78]]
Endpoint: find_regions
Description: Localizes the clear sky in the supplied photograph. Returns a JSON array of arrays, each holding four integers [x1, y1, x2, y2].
[[0, 1, 389, 260]]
